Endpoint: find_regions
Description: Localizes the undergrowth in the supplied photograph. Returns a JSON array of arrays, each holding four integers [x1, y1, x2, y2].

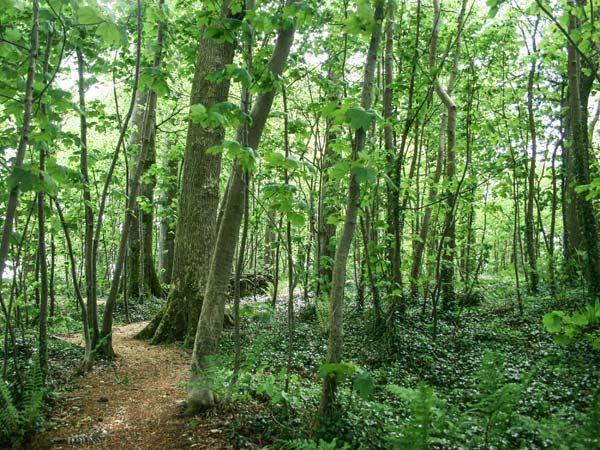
[[0, 363, 45, 448], [215, 282, 600, 449]]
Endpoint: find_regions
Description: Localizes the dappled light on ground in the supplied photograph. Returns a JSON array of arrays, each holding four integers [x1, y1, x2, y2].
[[33, 322, 231, 449]]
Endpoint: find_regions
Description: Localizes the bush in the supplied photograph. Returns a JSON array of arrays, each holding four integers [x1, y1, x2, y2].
[[0, 364, 45, 447]]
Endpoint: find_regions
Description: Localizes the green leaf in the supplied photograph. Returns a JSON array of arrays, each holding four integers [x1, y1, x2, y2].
[[571, 311, 589, 327], [322, 100, 341, 118], [329, 160, 352, 180], [318, 362, 357, 382], [326, 213, 343, 226], [543, 311, 564, 333], [78, 5, 103, 25], [344, 0, 376, 36], [204, 17, 243, 43], [264, 151, 286, 167], [5, 28, 21, 42], [554, 334, 575, 346], [486, 0, 506, 17], [190, 102, 249, 128], [351, 165, 377, 184], [205, 111, 226, 127], [151, 78, 169, 97], [206, 65, 252, 87], [189, 104, 207, 123], [382, 173, 398, 191], [353, 371, 375, 399], [287, 211, 305, 227], [0, 0, 18, 10], [96, 22, 121, 47], [227, 64, 252, 87], [46, 158, 70, 185], [344, 107, 380, 130], [6, 166, 40, 192], [140, 67, 170, 97], [209, 140, 257, 171]]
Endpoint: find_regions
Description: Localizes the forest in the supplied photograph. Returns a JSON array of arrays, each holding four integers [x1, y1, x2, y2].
[[0, 0, 599, 447]]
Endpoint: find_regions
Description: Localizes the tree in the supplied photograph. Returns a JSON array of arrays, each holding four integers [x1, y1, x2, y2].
[[524, 18, 540, 294], [125, 87, 165, 300], [157, 148, 178, 284], [0, 0, 40, 344], [431, 0, 467, 313], [97, 0, 159, 357], [139, 0, 237, 345], [186, 0, 300, 413], [565, 0, 600, 296], [318, 0, 385, 419]]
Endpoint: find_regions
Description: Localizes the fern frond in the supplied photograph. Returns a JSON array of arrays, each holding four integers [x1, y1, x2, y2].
[[274, 438, 349, 450], [21, 363, 44, 429], [0, 380, 20, 437]]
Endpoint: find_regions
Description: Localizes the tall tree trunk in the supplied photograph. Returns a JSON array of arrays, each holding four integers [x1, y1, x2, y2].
[[138, 92, 164, 299], [97, 0, 160, 357], [316, 65, 341, 303], [383, 0, 401, 315], [282, 84, 295, 391], [125, 87, 164, 300], [561, 92, 583, 282], [549, 144, 558, 295], [126, 89, 164, 299], [91, 0, 143, 345], [186, 0, 299, 413], [232, 1, 255, 372], [37, 29, 53, 380], [360, 216, 381, 320], [264, 210, 276, 270], [49, 232, 56, 317], [431, 0, 466, 312], [126, 90, 149, 300], [76, 45, 100, 348], [158, 151, 178, 284], [524, 21, 539, 294], [319, 0, 384, 419], [410, 117, 444, 299], [54, 200, 93, 372], [271, 215, 282, 308], [0, 0, 39, 348], [139, 3, 236, 345], [566, 0, 600, 296]]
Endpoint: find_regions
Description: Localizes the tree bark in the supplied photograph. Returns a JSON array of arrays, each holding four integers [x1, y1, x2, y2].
[[186, 0, 299, 413], [383, 0, 402, 315], [37, 29, 53, 380], [126, 90, 149, 300], [138, 94, 164, 299], [0, 0, 40, 343], [410, 119, 444, 300], [566, 0, 600, 296], [319, 0, 384, 419], [524, 21, 539, 294], [316, 66, 341, 303], [75, 45, 100, 348], [97, 0, 157, 357], [431, 0, 466, 312], [140, 4, 236, 345], [54, 199, 93, 372], [158, 151, 178, 284], [126, 87, 164, 300]]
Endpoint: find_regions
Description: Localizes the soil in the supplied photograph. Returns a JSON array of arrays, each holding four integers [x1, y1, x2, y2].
[[31, 322, 234, 450]]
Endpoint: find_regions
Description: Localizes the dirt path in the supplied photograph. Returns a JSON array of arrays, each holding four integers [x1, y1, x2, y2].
[[33, 322, 233, 449]]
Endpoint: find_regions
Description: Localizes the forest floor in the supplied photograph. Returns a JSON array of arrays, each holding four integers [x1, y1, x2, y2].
[[31, 322, 233, 450], [22, 285, 599, 449]]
